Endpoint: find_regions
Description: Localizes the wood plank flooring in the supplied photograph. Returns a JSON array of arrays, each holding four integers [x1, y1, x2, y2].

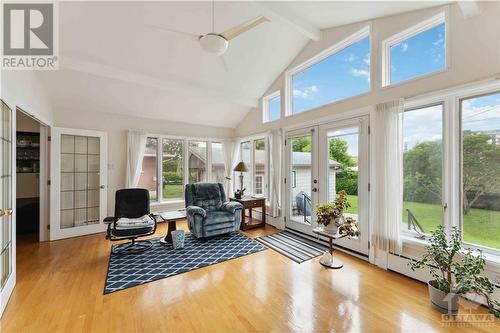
[[1, 222, 498, 333]]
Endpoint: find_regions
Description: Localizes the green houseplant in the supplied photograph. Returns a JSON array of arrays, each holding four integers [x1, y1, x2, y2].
[[315, 191, 360, 237], [409, 225, 500, 317]]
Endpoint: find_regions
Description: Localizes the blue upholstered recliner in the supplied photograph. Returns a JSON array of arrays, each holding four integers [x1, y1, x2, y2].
[[185, 183, 243, 238]]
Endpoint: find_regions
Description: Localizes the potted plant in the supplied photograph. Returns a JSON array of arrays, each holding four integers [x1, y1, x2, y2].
[[409, 226, 500, 317], [315, 191, 359, 237]]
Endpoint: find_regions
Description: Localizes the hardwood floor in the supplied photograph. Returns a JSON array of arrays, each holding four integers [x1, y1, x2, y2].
[[2, 222, 498, 333]]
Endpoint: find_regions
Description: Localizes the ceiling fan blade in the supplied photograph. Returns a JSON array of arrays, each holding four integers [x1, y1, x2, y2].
[[221, 16, 269, 41], [145, 24, 200, 42]]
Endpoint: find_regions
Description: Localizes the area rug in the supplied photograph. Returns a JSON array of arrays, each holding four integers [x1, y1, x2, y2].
[[104, 232, 266, 294], [256, 230, 328, 263]]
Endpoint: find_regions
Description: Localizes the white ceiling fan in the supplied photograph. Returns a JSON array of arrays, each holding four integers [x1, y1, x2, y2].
[[147, 0, 269, 57]]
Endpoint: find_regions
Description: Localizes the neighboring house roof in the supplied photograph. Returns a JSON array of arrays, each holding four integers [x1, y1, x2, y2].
[[145, 144, 340, 169]]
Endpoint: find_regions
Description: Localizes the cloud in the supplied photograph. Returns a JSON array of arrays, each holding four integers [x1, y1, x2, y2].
[[350, 67, 370, 83], [401, 42, 409, 52], [433, 33, 444, 47], [293, 85, 319, 99], [345, 53, 356, 62]]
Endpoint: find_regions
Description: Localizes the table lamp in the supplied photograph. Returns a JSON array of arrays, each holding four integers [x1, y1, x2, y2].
[[233, 161, 249, 194]]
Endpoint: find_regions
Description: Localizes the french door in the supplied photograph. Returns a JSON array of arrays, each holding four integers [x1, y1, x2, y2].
[[285, 116, 370, 256], [0, 100, 15, 317], [50, 128, 108, 240]]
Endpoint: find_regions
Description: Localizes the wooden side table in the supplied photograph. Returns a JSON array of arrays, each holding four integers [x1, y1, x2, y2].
[[230, 197, 266, 230]]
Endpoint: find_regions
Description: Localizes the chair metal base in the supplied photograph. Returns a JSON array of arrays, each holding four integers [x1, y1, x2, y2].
[[111, 239, 153, 255]]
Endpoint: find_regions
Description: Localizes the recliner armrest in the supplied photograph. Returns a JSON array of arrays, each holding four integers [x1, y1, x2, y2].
[[221, 202, 243, 214], [103, 216, 115, 224], [186, 206, 206, 218]]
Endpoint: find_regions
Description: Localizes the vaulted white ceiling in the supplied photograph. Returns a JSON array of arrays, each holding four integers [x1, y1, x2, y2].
[[40, 1, 449, 128]]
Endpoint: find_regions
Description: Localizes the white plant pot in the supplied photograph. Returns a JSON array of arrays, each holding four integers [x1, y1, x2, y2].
[[323, 223, 337, 233], [428, 280, 459, 314]]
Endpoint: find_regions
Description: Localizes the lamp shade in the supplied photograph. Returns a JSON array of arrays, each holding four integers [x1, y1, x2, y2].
[[233, 161, 249, 172]]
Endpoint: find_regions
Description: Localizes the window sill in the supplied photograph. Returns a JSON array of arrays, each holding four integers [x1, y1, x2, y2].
[[150, 199, 184, 207], [400, 234, 500, 269]]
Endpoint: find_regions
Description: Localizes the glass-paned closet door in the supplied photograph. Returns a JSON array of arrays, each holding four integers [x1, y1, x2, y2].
[[0, 100, 13, 301], [60, 135, 101, 228]]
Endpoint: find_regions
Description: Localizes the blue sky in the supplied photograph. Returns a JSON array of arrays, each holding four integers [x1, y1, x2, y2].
[[268, 95, 281, 121], [391, 23, 445, 84], [462, 92, 500, 133], [292, 36, 370, 114]]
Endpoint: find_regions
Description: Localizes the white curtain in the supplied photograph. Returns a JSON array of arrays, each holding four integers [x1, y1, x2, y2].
[[268, 129, 282, 217], [126, 130, 147, 188], [371, 100, 404, 254], [222, 140, 234, 195]]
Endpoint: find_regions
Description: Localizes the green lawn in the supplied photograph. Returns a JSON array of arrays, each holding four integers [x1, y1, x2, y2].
[[163, 184, 184, 199], [345, 195, 499, 249]]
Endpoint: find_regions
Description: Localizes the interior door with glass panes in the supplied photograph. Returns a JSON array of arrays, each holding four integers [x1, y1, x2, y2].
[[0, 100, 15, 316], [50, 128, 107, 240], [285, 126, 319, 234], [318, 116, 370, 255]]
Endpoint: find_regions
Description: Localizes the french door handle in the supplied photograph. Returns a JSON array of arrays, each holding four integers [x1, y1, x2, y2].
[[100, 185, 106, 189], [4, 209, 13, 216], [312, 188, 318, 192]]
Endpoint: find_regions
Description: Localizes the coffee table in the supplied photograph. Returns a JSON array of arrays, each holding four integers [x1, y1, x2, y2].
[[312, 227, 348, 269], [159, 210, 187, 244]]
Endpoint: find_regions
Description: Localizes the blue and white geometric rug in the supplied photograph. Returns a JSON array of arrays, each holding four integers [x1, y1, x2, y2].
[[104, 232, 266, 294]]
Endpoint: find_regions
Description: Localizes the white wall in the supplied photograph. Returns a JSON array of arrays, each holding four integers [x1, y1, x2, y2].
[[235, 2, 500, 136], [53, 108, 234, 215], [1, 71, 53, 125]]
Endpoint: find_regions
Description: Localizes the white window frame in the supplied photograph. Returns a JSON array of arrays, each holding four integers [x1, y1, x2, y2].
[[381, 11, 448, 87], [237, 135, 270, 199], [262, 90, 281, 123], [402, 79, 500, 256], [140, 133, 227, 204], [285, 26, 371, 117]]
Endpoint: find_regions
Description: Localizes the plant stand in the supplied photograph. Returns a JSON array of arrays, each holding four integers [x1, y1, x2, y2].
[[312, 227, 347, 269]]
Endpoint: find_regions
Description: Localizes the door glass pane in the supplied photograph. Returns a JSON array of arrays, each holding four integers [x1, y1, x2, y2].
[[1, 100, 13, 288], [162, 138, 184, 200], [290, 135, 312, 224], [402, 105, 443, 234], [188, 141, 207, 184], [327, 127, 358, 219], [239, 141, 251, 193], [138, 137, 158, 200], [211, 142, 226, 183], [254, 139, 266, 196], [461, 92, 500, 249], [60, 134, 100, 229]]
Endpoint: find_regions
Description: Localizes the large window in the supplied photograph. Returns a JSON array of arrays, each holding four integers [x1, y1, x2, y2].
[[138, 136, 229, 202], [239, 141, 252, 192], [383, 13, 446, 86], [138, 137, 158, 200], [238, 138, 268, 198], [460, 92, 500, 250], [402, 83, 499, 253], [263, 91, 281, 123], [402, 104, 443, 235], [162, 138, 184, 200], [188, 141, 207, 184], [211, 142, 226, 183], [254, 138, 267, 196], [289, 28, 370, 115]]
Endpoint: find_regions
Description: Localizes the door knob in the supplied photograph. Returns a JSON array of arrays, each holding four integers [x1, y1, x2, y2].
[[100, 185, 106, 189], [4, 209, 13, 216], [312, 188, 318, 192]]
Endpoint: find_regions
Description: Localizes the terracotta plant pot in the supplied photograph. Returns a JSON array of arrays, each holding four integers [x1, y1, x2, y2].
[[428, 280, 459, 314]]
